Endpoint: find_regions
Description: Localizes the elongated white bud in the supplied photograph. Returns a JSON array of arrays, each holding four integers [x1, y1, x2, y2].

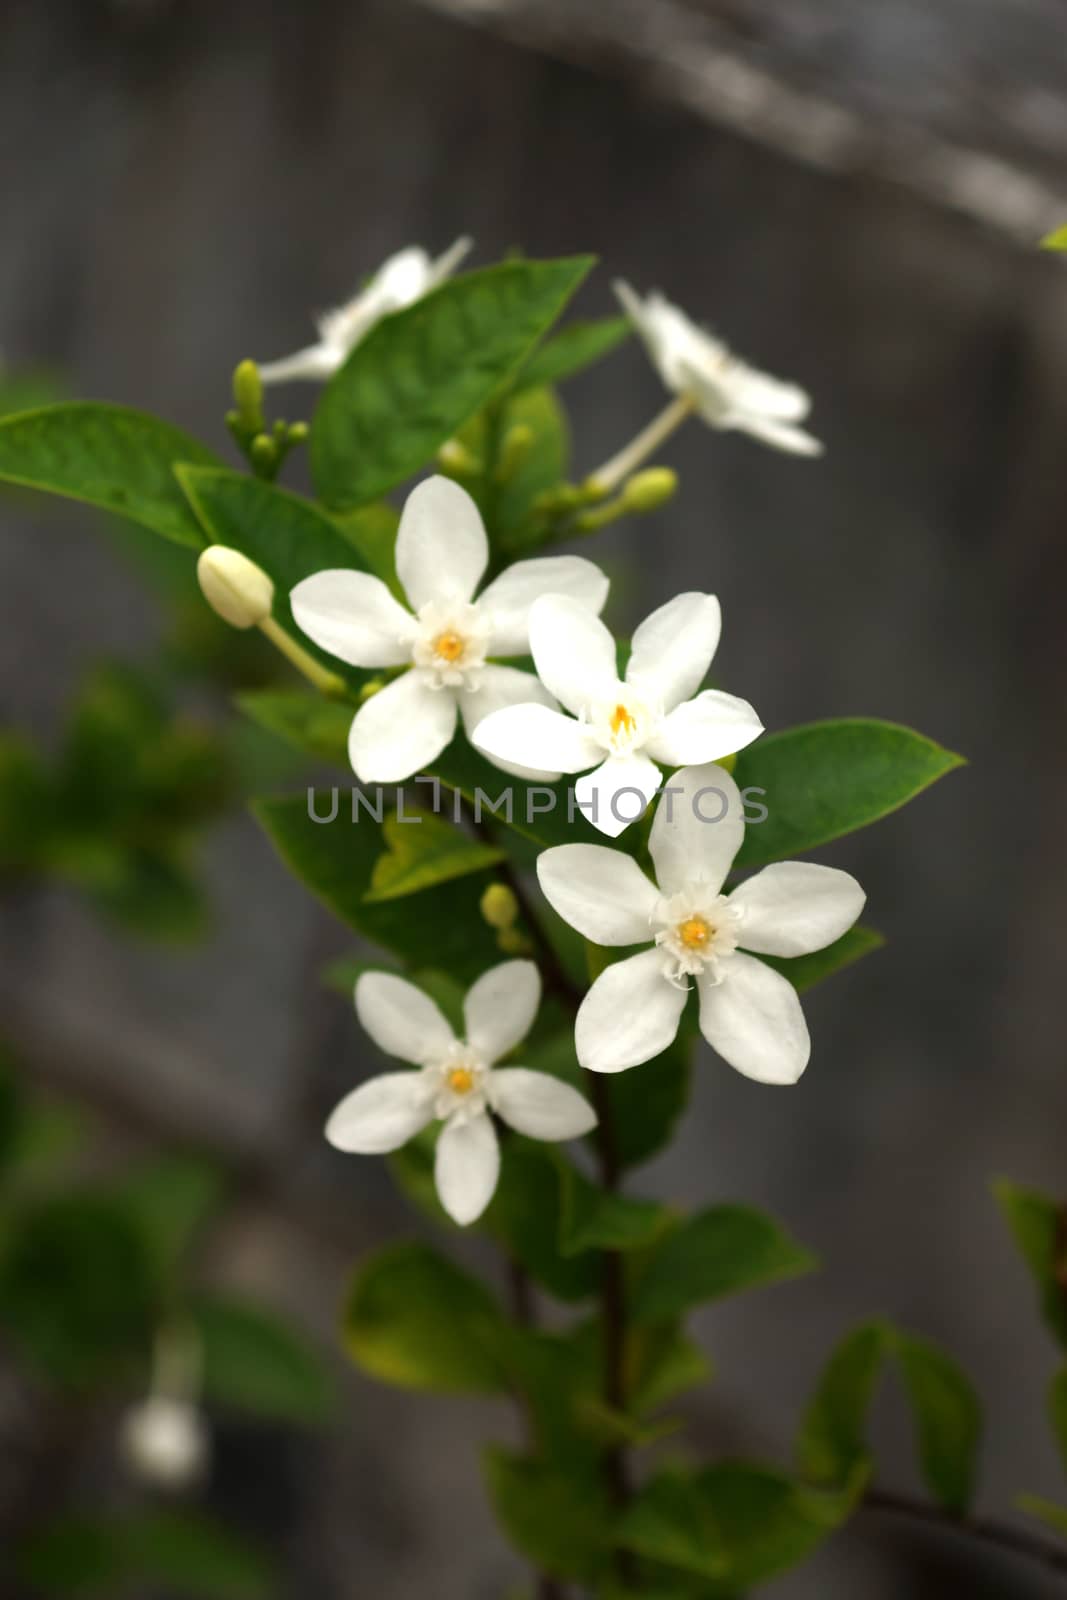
[[197, 545, 274, 629], [119, 1395, 209, 1489]]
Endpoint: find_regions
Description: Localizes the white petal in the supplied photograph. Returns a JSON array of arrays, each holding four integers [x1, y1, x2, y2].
[[435, 1111, 500, 1225], [348, 672, 457, 784], [625, 593, 721, 710], [429, 235, 474, 285], [575, 948, 687, 1073], [457, 666, 561, 782], [574, 753, 662, 839], [728, 368, 811, 422], [649, 761, 745, 895], [394, 476, 488, 611], [355, 971, 456, 1064], [729, 862, 866, 957], [258, 343, 341, 385], [734, 413, 823, 456], [698, 953, 810, 1084], [290, 570, 415, 668], [644, 690, 763, 767], [479, 556, 610, 657], [464, 960, 541, 1064], [536, 844, 658, 945], [472, 703, 602, 776], [529, 594, 619, 716], [490, 1069, 597, 1140], [325, 1072, 436, 1154]]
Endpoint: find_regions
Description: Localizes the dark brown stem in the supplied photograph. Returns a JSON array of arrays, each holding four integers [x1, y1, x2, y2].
[[864, 1489, 1067, 1578]]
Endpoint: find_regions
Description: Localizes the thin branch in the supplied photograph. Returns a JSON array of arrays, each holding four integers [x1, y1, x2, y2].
[[864, 1489, 1067, 1578]]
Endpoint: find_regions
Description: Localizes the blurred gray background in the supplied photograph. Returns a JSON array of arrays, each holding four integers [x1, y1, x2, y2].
[[2, 0, 1067, 1594]]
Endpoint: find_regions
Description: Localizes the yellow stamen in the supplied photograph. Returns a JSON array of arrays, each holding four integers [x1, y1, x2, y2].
[[447, 1067, 475, 1095], [610, 703, 637, 737], [678, 917, 711, 949], [434, 630, 465, 663]]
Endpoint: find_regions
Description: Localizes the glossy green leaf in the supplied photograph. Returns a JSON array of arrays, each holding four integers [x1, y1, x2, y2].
[[0, 403, 219, 546], [798, 1321, 889, 1485], [559, 1162, 669, 1256], [484, 1447, 613, 1583], [892, 1329, 982, 1514], [311, 256, 594, 507], [994, 1179, 1067, 1349], [253, 791, 500, 982], [632, 1204, 816, 1325], [761, 925, 885, 993], [343, 1241, 509, 1393], [365, 807, 503, 902], [513, 316, 630, 391], [733, 719, 964, 870], [236, 690, 351, 767], [194, 1295, 333, 1423]]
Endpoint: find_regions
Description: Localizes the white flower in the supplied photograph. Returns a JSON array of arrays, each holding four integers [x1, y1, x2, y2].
[[536, 762, 865, 1082], [291, 476, 609, 784], [615, 281, 822, 456], [119, 1396, 209, 1490], [327, 962, 597, 1226], [258, 238, 472, 384], [471, 591, 762, 837]]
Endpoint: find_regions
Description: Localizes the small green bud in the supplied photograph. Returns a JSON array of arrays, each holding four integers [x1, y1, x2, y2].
[[622, 467, 678, 513], [437, 438, 479, 474], [717, 751, 737, 775], [480, 882, 520, 931], [232, 360, 263, 427], [197, 546, 274, 629], [250, 432, 278, 472], [287, 421, 309, 445], [497, 926, 532, 956], [273, 418, 288, 440], [495, 423, 535, 483], [359, 678, 385, 703]]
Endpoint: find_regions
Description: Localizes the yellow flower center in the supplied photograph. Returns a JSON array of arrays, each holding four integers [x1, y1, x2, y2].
[[609, 703, 637, 737], [447, 1066, 475, 1095], [678, 916, 711, 949], [433, 630, 465, 664]]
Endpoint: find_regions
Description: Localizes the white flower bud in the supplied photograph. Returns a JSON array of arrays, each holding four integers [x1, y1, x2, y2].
[[197, 545, 274, 629], [119, 1395, 209, 1490]]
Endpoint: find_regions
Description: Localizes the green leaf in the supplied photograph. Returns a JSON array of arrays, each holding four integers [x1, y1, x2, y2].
[[16, 1512, 273, 1597], [761, 925, 885, 993], [798, 1321, 889, 1485], [513, 316, 630, 392], [177, 467, 373, 682], [608, 1032, 692, 1170], [343, 1241, 509, 1393], [484, 1447, 613, 1583], [632, 1204, 816, 1325], [486, 1141, 598, 1303], [620, 1462, 863, 1587], [193, 1294, 333, 1423], [733, 719, 964, 870], [311, 257, 594, 507], [114, 1155, 226, 1287], [328, 500, 401, 590], [253, 791, 500, 982], [1041, 225, 1067, 252], [236, 690, 352, 767], [0, 403, 219, 546], [366, 807, 504, 902], [15, 1520, 125, 1594], [1050, 1367, 1067, 1479], [891, 1329, 982, 1514], [493, 386, 570, 547], [0, 1192, 155, 1387], [994, 1179, 1067, 1349], [86, 848, 210, 943], [559, 1162, 669, 1256], [1017, 1494, 1067, 1539], [629, 1323, 712, 1416]]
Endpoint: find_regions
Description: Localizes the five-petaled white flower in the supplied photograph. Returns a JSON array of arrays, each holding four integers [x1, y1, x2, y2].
[[327, 962, 597, 1226], [258, 238, 472, 384], [472, 591, 762, 837], [291, 476, 609, 783], [615, 281, 822, 456], [537, 763, 865, 1082]]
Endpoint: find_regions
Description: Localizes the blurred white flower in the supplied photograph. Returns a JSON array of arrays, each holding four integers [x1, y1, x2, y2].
[[259, 238, 472, 384], [537, 763, 865, 1081], [119, 1395, 209, 1490], [614, 281, 822, 457], [291, 476, 609, 783], [472, 592, 761, 837], [327, 962, 597, 1226]]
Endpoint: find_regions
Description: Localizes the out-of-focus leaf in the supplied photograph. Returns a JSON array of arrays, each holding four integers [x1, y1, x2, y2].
[[235, 690, 351, 768], [484, 1447, 614, 1584], [760, 926, 885, 993], [513, 316, 630, 392], [798, 1321, 888, 1486], [633, 1205, 816, 1325], [559, 1162, 669, 1256], [115, 1155, 225, 1287], [892, 1329, 982, 1514], [1017, 1494, 1067, 1539], [16, 1511, 273, 1597], [486, 1141, 598, 1303], [994, 1179, 1067, 1349], [194, 1295, 334, 1424]]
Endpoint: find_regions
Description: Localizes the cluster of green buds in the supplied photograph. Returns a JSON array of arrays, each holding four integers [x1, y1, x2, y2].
[[226, 360, 308, 482], [534, 465, 678, 539], [479, 882, 531, 956]]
